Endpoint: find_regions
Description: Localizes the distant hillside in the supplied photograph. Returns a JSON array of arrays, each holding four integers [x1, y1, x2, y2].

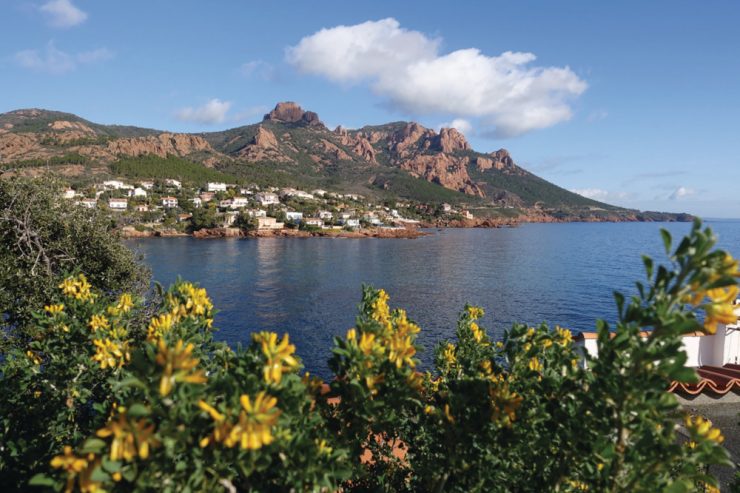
[[0, 104, 690, 222]]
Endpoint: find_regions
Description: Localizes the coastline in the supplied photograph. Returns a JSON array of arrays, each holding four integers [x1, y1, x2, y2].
[[119, 212, 693, 241]]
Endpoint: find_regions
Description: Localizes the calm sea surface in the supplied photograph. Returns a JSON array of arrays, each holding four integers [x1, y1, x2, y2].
[[126, 221, 740, 377]]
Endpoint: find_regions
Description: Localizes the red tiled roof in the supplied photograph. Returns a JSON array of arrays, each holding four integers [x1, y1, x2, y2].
[[669, 364, 740, 395]]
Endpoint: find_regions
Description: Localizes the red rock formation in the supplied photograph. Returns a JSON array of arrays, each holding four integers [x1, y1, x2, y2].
[[106, 133, 211, 158], [335, 126, 377, 163], [400, 154, 483, 196], [263, 102, 324, 127], [237, 126, 290, 162], [434, 127, 470, 153]]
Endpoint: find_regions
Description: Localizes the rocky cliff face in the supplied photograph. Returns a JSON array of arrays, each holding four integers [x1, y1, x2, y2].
[[106, 133, 212, 158], [263, 102, 324, 127]]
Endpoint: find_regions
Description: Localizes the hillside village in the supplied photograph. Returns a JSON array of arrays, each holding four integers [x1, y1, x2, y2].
[[63, 177, 478, 237]]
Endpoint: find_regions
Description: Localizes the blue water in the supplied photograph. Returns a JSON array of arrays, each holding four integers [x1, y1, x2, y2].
[[126, 221, 740, 377]]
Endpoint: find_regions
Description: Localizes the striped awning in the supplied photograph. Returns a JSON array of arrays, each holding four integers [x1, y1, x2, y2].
[[669, 364, 740, 395]]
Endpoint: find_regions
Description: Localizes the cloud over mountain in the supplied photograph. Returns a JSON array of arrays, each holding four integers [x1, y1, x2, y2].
[[287, 18, 587, 138], [176, 99, 232, 124]]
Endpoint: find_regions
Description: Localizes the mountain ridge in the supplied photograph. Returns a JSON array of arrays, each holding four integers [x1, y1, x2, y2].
[[0, 103, 690, 222]]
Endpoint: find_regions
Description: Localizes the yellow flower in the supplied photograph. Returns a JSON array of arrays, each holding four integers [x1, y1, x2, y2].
[[156, 339, 207, 396], [147, 313, 175, 341], [96, 411, 158, 461], [198, 400, 225, 422], [489, 383, 522, 426], [470, 322, 485, 343], [198, 400, 233, 448], [228, 391, 281, 450], [442, 342, 456, 366], [59, 274, 95, 302], [495, 341, 504, 349], [567, 479, 589, 491], [168, 282, 213, 326], [346, 328, 357, 341], [91, 338, 129, 369], [528, 357, 542, 373], [359, 332, 381, 356], [541, 338, 553, 349], [50, 446, 95, 493], [555, 326, 573, 346], [466, 305, 485, 320], [704, 302, 736, 334], [116, 293, 134, 313], [365, 374, 384, 394], [88, 314, 109, 333], [721, 252, 740, 277], [370, 289, 391, 331], [26, 350, 42, 365], [388, 334, 416, 368], [44, 304, 64, 315], [526, 327, 536, 339], [394, 309, 420, 337], [684, 415, 724, 444], [51, 445, 88, 473], [707, 285, 739, 304], [444, 403, 455, 423], [253, 332, 300, 384], [424, 405, 435, 415], [316, 439, 333, 456]]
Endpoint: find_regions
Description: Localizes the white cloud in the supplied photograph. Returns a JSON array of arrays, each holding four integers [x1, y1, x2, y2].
[[438, 118, 473, 136], [669, 186, 696, 200], [571, 188, 628, 202], [240, 60, 276, 80], [587, 109, 608, 123], [176, 99, 232, 124], [14, 41, 112, 74], [39, 0, 87, 28], [287, 18, 586, 137]]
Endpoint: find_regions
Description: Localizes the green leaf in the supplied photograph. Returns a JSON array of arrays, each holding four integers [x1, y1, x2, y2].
[[127, 403, 150, 417], [80, 437, 107, 454], [28, 473, 56, 486], [663, 479, 692, 493], [660, 229, 672, 254]]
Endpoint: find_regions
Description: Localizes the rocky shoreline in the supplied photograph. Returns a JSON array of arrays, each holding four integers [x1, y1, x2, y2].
[[120, 226, 428, 240]]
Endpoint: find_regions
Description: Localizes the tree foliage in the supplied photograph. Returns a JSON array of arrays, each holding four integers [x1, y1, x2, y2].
[[0, 176, 150, 332]]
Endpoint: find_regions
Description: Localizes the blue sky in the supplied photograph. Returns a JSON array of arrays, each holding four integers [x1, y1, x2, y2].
[[1, 1, 739, 217]]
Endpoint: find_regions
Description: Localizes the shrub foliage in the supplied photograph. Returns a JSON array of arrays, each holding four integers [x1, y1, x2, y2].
[[0, 220, 736, 492]]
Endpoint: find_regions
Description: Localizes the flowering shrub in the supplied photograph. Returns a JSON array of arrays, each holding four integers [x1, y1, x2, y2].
[[0, 219, 736, 492]]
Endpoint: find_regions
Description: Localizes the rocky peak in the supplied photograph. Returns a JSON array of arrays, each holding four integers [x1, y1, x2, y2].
[[251, 126, 278, 149], [263, 102, 324, 127], [476, 148, 519, 173], [434, 127, 470, 153]]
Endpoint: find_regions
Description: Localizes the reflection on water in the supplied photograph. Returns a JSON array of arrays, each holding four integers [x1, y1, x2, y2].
[[127, 221, 740, 377]]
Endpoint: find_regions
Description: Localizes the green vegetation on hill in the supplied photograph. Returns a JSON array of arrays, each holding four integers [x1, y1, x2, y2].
[[110, 155, 238, 185], [1, 153, 90, 170]]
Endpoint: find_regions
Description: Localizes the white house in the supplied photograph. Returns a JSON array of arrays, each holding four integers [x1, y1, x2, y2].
[[345, 219, 360, 229], [139, 181, 154, 190], [231, 197, 249, 208], [63, 188, 76, 199], [285, 211, 303, 222], [129, 187, 147, 198], [245, 209, 267, 218], [161, 196, 178, 208], [255, 192, 280, 206], [462, 210, 474, 220], [318, 210, 334, 220], [108, 198, 128, 210], [165, 179, 182, 189], [79, 198, 97, 209], [280, 188, 315, 200], [134, 204, 149, 212], [207, 182, 227, 192], [223, 211, 238, 227], [304, 218, 323, 227], [441, 203, 452, 213], [191, 198, 202, 208], [363, 215, 382, 226], [256, 217, 284, 230], [103, 180, 126, 190]]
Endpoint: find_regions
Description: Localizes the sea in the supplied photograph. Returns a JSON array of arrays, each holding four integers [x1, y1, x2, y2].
[[126, 220, 740, 377]]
